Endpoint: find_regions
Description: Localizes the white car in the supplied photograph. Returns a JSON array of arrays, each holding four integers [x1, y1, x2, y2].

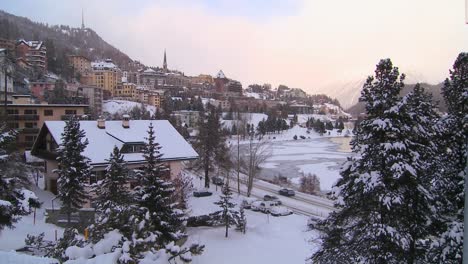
[[270, 206, 293, 217]]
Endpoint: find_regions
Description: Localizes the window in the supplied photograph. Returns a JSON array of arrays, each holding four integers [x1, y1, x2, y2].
[[25, 122, 37, 128], [7, 109, 18, 115], [65, 109, 77, 115], [24, 109, 37, 115], [25, 135, 37, 142], [89, 170, 105, 185], [121, 144, 144, 153], [8, 122, 19, 129], [44, 109, 53, 116]]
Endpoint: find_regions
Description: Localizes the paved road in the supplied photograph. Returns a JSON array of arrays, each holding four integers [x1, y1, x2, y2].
[[188, 170, 335, 218]]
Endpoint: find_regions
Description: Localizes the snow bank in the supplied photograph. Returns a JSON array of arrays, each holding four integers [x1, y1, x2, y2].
[[0, 250, 59, 264]]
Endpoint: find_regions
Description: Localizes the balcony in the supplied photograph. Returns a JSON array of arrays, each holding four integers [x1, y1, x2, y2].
[[61, 114, 76, 120], [31, 148, 58, 160], [7, 114, 39, 121], [21, 127, 40, 134], [17, 141, 35, 148]]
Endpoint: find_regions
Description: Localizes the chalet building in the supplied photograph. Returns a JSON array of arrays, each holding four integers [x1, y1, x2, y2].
[[31, 119, 199, 196]]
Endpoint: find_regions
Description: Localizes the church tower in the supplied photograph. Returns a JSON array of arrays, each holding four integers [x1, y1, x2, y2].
[[163, 49, 167, 72]]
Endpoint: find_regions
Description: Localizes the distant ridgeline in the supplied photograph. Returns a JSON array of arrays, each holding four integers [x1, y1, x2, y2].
[[347, 82, 446, 115]]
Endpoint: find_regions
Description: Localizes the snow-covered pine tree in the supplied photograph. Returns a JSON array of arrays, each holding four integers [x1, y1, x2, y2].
[[90, 146, 133, 242], [429, 52, 467, 263], [236, 201, 247, 234], [0, 125, 40, 232], [55, 116, 92, 226], [312, 59, 439, 263], [214, 182, 237, 238], [194, 105, 225, 188], [136, 122, 183, 245]]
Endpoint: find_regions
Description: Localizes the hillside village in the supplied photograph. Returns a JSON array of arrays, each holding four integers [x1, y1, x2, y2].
[[0, 6, 466, 264]]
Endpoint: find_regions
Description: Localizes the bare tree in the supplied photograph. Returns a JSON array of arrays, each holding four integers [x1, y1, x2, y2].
[[240, 131, 272, 197], [234, 112, 249, 194]]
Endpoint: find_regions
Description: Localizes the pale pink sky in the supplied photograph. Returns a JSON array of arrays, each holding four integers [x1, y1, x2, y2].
[[3, 0, 468, 105]]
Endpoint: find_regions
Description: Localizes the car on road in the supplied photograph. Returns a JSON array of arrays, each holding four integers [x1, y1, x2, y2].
[[270, 206, 293, 217], [279, 188, 295, 197], [211, 176, 224, 186]]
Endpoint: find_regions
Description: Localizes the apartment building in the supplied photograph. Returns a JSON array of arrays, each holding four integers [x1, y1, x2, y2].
[[91, 59, 121, 97], [6, 102, 88, 151], [15, 40, 47, 72], [68, 55, 91, 75]]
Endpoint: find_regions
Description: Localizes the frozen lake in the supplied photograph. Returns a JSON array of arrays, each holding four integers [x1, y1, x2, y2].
[[241, 136, 352, 191]]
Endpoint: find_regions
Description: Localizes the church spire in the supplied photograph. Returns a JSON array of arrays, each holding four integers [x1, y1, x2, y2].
[[81, 9, 85, 29], [163, 49, 167, 72]]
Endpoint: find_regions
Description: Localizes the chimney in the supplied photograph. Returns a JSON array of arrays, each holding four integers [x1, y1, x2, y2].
[[97, 116, 105, 129], [122, 114, 130, 128]]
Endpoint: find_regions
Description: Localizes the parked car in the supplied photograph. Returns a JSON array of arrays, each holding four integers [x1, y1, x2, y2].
[[279, 188, 295, 197], [193, 190, 213, 197], [264, 195, 282, 205], [211, 176, 224, 186], [242, 197, 259, 209], [252, 201, 277, 214], [270, 206, 293, 217]]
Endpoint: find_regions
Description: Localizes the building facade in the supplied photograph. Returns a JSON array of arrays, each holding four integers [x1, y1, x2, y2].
[[91, 59, 120, 96], [6, 103, 88, 151], [15, 40, 47, 72]]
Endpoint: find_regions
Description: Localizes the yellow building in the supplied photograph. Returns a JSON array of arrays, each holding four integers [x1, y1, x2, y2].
[[115, 82, 137, 98], [68, 55, 91, 74], [91, 60, 121, 96]]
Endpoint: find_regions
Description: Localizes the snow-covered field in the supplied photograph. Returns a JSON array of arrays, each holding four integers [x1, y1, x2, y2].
[[233, 125, 352, 191], [103, 100, 157, 116]]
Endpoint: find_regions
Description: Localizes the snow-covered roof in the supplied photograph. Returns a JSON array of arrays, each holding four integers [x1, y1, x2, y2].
[[42, 120, 198, 165], [91, 60, 118, 70], [216, 70, 226, 79]]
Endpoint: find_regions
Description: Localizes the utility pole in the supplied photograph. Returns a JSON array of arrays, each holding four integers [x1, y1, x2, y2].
[[237, 110, 240, 194]]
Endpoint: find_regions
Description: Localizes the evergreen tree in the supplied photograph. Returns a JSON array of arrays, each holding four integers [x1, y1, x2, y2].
[[91, 146, 133, 242], [136, 123, 183, 245], [236, 202, 247, 234], [214, 182, 237, 238], [55, 117, 91, 225], [194, 105, 225, 188], [429, 52, 467, 263], [0, 125, 40, 232], [312, 59, 438, 263]]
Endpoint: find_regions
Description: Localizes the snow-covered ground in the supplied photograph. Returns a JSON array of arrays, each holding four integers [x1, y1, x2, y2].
[[187, 177, 319, 264], [231, 125, 353, 191], [0, 185, 64, 251], [2, 174, 321, 264], [103, 100, 157, 116]]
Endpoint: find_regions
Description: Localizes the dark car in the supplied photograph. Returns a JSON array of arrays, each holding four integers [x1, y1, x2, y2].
[[279, 188, 295, 197], [212, 176, 224, 186], [193, 190, 213, 197]]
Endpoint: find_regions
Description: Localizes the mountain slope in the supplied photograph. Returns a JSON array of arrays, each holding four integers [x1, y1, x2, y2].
[[0, 10, 135, 76], [347, 82, 446, 116]]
